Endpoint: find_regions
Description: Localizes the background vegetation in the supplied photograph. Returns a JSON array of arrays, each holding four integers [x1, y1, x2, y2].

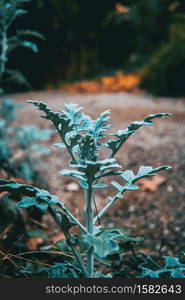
[[6, 0, 185, 96]]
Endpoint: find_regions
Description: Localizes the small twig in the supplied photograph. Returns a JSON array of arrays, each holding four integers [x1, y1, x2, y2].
[[0, 250, 19, 269], [9, 253, 52, 268], [18, 250, 74, 259]]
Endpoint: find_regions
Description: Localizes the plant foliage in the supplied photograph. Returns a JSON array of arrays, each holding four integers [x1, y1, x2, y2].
[[0, 97, 52, 181], [138, 255, 185, 278], [0, 101, 172, 278], [0, 0, 44, 92], [140, 13, 185, 96]]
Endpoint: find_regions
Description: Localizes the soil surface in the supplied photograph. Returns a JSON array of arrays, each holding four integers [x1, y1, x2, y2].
[[10, 90, 185, 256]]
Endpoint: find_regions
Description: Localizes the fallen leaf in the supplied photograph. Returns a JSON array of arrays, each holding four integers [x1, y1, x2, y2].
[[139, 175, 166, 192], [50, 232, 65, 243], [26, 237, 43, 250]]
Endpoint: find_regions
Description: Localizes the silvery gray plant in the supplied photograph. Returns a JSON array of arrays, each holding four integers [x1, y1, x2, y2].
[[0, 101, 172, 277]]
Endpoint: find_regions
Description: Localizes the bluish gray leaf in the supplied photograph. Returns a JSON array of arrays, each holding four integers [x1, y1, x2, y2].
[[93, 183, 108, 190], [17, 197, 36, 208]]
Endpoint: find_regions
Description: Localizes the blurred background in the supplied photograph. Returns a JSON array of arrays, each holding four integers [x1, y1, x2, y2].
[[6, 0, 185, 96]]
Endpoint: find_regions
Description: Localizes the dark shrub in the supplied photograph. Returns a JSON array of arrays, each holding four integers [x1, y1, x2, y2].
[[140, 14, 185, 97]]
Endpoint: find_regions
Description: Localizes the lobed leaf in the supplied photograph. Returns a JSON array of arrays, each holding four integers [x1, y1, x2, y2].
[[59, 170, 86, 181], [21, 262, 80, 278], [66, 159, 122, 184], [107, 112, 171, 156], [138, 256, 185, 278], [90, 110, 111, 140], [0, 179, 61, 212], [82, 229, 142, 259], [112, 165, 171, 196]]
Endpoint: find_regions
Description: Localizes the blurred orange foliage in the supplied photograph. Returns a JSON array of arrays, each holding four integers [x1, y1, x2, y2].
[[115, 3, 129, 14], [62, 72, 140, 94], [168, 1, 179, 12]]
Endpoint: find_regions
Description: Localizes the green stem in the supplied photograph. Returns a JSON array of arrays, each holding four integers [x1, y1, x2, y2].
[[0, 30, 8, 85], [48, 207, 88, 277], [56, 204, 88, 234], [61, 133, 77, 164], [93, 192, 123, 225], [85, 185, 94, 278], [92, 151, 124, 225]]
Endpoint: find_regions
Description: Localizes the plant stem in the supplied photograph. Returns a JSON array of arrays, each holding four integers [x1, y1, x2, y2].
[[85, 185, 94, 278], [48, 207, 88, 277], [61, 133, 77, 164], [93, 192, 123, 225], [56, 204, 88, 234], [0, 30, 8, 85]]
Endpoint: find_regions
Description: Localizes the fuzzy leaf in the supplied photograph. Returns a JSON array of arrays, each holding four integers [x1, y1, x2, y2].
[[164, 256, 185, 269], [107, 112, 171, 155], [171, 270, 185, 278], [93, 183, 108, 190], [59, 170, 86, 181], [0, 179, 61, 212], [27, 101, 74, 137], [82, 229, 142, 259], [121, 165, 171, 184], [20, 40, 38, 52], [139, 267, 160, 278], [90, 110, 111, 140], [21, 262, 80, 278], [112, 165, 171, 197], [120, 170, 135, 182], [72, 159, 122, 183], [54, 142, 66, 148], [138, 166, 153, 175], [79, 180, 89, 189], [83, 233, 119, 259], [17, 197, 36, 208], [132, 165, 172, 182], [34, 201, 49, 211], [78, 134, 98, 161], [138, 255, 185, 278], [111, 181, 123, 192]]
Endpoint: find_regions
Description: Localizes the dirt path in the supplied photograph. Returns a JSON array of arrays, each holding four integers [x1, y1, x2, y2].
[[10, 90, 185, 256], [11, 89, 185, 120]]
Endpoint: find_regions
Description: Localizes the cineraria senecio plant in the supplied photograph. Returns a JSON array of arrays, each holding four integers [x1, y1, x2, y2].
[[0, 97, 53, 180], [0, 0, 44, 92], [0, 101, 172, 278]]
